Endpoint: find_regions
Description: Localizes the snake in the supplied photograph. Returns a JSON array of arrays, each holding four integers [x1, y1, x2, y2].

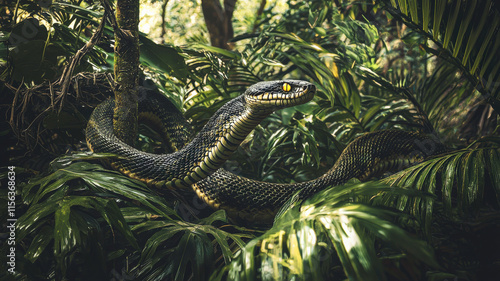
[[86, 80, 445, 223]]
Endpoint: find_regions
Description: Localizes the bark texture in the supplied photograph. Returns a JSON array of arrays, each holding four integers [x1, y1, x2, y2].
[[201, 0, 237, 49], [113, 0, 140, 145]]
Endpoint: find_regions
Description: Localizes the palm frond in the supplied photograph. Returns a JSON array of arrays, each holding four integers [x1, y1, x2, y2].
[[357, 60, 480, 141], [15, 154, 258, 280], [212, 182, 439, 281], [16, 160, 145, 278], [134, 210, 252, 281], [382, 0, 500, 106], [377, 144, 500, 234], [24, 159, 179, 219]]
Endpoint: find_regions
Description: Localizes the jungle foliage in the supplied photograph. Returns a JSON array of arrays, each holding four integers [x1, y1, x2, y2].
[[1, 0, 499, 280]]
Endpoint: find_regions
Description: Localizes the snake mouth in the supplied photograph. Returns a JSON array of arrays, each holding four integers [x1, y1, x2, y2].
[[246, 83, 316, 109]]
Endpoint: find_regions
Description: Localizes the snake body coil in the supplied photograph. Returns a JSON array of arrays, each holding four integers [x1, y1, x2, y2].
[[86, 81, 315, 190], [86, 81, 444, 223], [195, 130, 444, 221]]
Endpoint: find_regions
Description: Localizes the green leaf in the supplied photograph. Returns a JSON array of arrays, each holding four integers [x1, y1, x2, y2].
[[136, 211, 250, 280], [479, 28, 500, 79], [53, 198, 78, 275], [91, 197, 139, 249], [219, 182, 439, 280], [422, 0, 430, 32], [59, 161, 179, 219], [384, 147, 499, 217], [191, 43, 240, 59], [452, 0, 476, 58], [462, 1, 488, 66], [487, 149, 500, 205], [432, 0, 446, 39], [174, 231, 214, 281], [443, 1, 461, 49], [442, 155, 459, 213], [140, 35, 187, 80], [397, 0, 408, 16], [408, 0, 419, 25], [471, 14, 499, 74], [17, 199, 61, 241], [25, 225, 54, 263]]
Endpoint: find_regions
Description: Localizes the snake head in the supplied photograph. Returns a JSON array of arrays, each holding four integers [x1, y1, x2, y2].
[[244, 80, 316, 113]]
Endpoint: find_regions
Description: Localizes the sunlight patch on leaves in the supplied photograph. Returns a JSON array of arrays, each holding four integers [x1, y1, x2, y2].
[[213, 182, 438, 281]]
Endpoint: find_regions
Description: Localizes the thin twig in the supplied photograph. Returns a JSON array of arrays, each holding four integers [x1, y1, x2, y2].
[[9, 80, 23, 128], [57, 9, 109, 107], [160, 0, 170, 44], [252, 0, 266, 33], [49, 81, 54, 107]]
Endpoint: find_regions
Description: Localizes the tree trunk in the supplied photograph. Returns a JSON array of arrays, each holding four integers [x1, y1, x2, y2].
[[201, 0, 237, 49], [160, 0, 170, 44], [113, 0, 140, 145], [252, 0, 267, 32]]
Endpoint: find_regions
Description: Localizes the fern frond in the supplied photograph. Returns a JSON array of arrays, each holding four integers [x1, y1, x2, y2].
[[378, 146, 500, 233], [382, 0, 500, 106], [213, 182, 439, 281]]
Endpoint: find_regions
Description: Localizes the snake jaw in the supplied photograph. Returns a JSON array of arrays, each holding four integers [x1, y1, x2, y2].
[[244, 80, 316, 113]]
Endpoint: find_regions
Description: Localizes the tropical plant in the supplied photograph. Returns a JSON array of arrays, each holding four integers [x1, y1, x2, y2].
[[212, 181, 441, 281], [382, 0, 500, 104], [1, 0, 499, 280]]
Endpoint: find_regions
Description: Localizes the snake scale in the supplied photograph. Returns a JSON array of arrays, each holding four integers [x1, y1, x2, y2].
[[86, 80, 445, 222]]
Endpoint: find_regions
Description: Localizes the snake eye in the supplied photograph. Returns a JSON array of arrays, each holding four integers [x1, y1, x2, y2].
[[282, 83, 291, 92]]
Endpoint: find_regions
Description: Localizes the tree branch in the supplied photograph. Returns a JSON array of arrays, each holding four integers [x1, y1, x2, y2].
[[201, 0, 237, 49], [56, 9, 108, 109]]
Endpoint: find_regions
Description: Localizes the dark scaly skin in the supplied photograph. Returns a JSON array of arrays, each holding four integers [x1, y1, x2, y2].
[[86, 80, 316, 190], [87, 83, 445, 224], [194, 130, 446, 222]]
